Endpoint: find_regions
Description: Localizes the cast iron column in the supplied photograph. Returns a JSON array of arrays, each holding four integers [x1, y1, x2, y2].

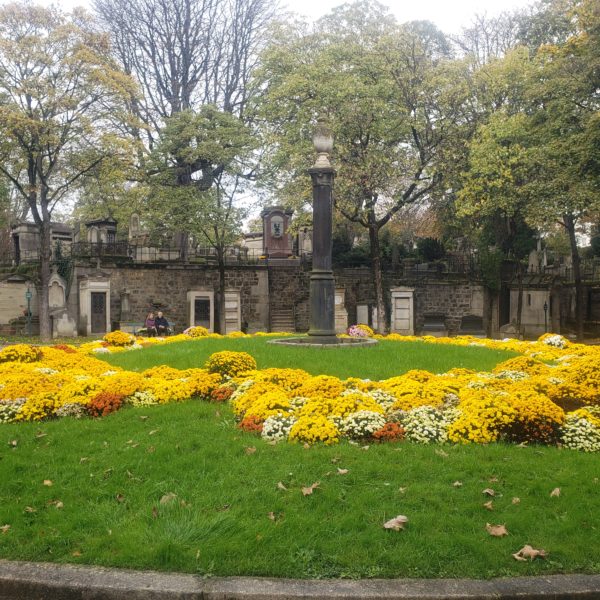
[[307, 121, 336, 339]]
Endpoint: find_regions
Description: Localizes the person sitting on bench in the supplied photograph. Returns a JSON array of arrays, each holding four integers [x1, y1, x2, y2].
[[155, 311, 170, 336], [144, 312, 157, 337]]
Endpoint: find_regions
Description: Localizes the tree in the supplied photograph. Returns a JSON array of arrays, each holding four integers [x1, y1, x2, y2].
[[254, 1, 471, 332], [0, 3, 135, 340], [147, 107, 256, 332]]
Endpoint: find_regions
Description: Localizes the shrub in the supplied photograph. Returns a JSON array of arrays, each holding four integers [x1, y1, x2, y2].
[[103, 331, 135, 346], [183, 326, 209, 337], [0, 344, 42, 364], [347, 324, 374, 337], [373, 422, 405, 443], [238, 414, 264, 433], [87, 391, 125, 417], [205, 351, 257, 378]]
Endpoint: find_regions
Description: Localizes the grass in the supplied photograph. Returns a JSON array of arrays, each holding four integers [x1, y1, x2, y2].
[[101, 337, 518, 380], [1, 401, 599, 579]]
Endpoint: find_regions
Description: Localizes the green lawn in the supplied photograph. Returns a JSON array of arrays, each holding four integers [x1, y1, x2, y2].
[[1, 401, 599, 579], [101, 337, 518, 379]]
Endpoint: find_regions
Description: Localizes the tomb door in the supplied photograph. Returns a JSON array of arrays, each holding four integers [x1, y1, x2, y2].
[[91, 292, 107, 333], [194, 298, 211, 328]]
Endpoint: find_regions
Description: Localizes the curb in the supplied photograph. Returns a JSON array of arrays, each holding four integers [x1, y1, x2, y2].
[[2, 560, 600, 600]]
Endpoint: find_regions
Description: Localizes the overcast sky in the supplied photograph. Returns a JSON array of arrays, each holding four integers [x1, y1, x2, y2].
[[29, 0, 538, 35]]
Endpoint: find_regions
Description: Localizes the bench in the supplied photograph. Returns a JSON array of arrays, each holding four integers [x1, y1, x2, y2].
[[421, 314, 447, 337], [459, 315, 485, 337]]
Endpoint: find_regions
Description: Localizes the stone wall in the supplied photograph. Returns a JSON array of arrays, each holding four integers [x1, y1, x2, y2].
[[70, 263, 269, 333]]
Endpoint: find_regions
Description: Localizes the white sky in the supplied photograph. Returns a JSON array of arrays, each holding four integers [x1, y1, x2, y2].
[[31, 0, 537, 35]]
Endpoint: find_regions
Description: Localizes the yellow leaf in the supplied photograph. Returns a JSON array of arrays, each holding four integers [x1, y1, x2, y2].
[[43, 480, 53, 487], [337, 468, 349, 475], [512, 545, 547, 561], [160, 492, 177, 505], [301, 482, 320, 496], [550, 487, 560, 497], [482, 488, 495, 496], [245, 446, 256, 455], [486, 523, 508, 537], [383, 515, 408, 531], [483, 500, 494, 511]]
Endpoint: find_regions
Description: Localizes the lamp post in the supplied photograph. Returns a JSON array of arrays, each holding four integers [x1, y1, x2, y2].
[[307, 119, 336, 340], [543, 300, 548, 333], [25, 286, 32, 336]]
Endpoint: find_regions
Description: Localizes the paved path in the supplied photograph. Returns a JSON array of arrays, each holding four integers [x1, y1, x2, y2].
[[1, 560, 600, 599]]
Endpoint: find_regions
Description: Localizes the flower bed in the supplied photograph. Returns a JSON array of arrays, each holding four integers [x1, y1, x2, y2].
[[1, 331, 599, 451]]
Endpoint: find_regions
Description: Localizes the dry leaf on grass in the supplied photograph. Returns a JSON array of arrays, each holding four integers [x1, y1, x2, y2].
[[35, 431, 47, 439], [148, 429, 158, 436], [277, 482, 288, 491], [1, 525, 10, 534], [9, 440, 17, 447], [71, 550, 82, 557], [151, 506, 158, 519], [486, 523, 508, 537], [116, 494, 125, 503], [550, 487, 561, 497], [43, 480, 53, 487], [483, 500, 494, 511], [24, 506, 36, 513], [488, 476, 499, 483], [301, 482, 320, 496], [160, 492, 177, 505], [267, 511, 276, 521], [383, 515, 409, 531], [331, 457, 341, 464], [337, 468, 349, 475], [512, 497, 521, 505], [512, 545, 547, 561], [139, 415, 148, 421], [245, 446, 256, 455], [482, 488, 495, 496], [453, 481, 463, 487], [435, 449, 448, 458], [79, 457, 89, 464], [53, 501, 64, 509]]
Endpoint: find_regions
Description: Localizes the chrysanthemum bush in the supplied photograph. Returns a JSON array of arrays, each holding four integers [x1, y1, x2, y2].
[[1, 331, 600, 452]]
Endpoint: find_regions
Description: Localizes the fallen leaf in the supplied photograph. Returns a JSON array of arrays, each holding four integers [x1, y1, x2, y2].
[[483, 500, 494, 511], [54, 501, 64, 509], [216, 504, 231, 512], [103, 468, 113, 478], [148, 429, 158, 435], [362, 445, 370, 451], [482, 488, 495, 496], [301, 482, 320, 496], [146, 446, 155, 453], [267, 512, 276, 521], [43, 480, 53, 487], [276, 481, 288, 491], [126, 439, 133, 444], [512, 545, 547, 561], [331, 457, 341, 464], [245, 446, 256, 455], [398, 487, 407, 494], [0, 525, 10, 534], [550, 487, 561, 497], [151, 506, 158, 519], [79, 457, 89, 464], [303, 443, 310, 449], [337, 468, 349, 475], [139, 415, 148, 421], [160, 492, 177, 505], [512, 497, 520, 505], [435, 449, 448, 458], [35, 431, 47, 439], [9, 440, 17, 447], [488, 476, 499, 483], [24, 506, 36, 513], [486, 523, 509, 537], [71, 550, 82, 557], [116, 494, 125, 503], [453, 481, 463, 487], [214, 410, 221, 417], [383, 515, 408, 531]]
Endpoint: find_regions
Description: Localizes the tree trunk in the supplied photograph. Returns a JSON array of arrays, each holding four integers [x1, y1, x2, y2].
[[516, 260, 523, 335], [368, 223, 388, 334], [217, 249, 226, 334], [38, 220, 52, 341], [564, 213, 584, 340]]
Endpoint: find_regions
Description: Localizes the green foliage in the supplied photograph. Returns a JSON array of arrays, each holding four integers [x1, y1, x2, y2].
[[479, 248, 505, 292], [416, 238, 445, 262]]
